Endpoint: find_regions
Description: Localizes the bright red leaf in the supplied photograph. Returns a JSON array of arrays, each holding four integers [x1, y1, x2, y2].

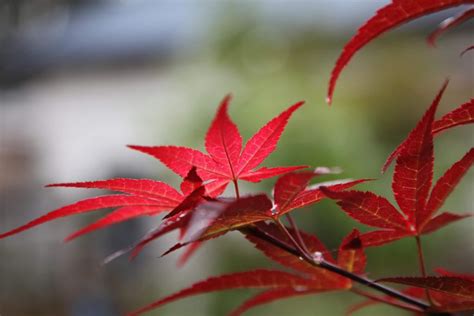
[[47, 178, 183, 203], [427, 6, 474, 46], [65, 205, 164, 241], [327, 0, 473, 103], [128, 97, 306, 195], [0, 195, 170, 239], [323, 84, 473, 247]]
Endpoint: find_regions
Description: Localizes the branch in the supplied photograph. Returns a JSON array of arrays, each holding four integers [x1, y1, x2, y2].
[[241, 226, 431, 312]]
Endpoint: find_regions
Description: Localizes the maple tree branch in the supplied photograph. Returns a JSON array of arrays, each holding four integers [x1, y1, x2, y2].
[[241, 226, 430, 312], [350, 288, 424, 313], [415, 236, 434, 305]]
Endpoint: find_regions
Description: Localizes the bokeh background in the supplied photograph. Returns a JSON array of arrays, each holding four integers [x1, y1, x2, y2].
[[0, 1, 472, 315]]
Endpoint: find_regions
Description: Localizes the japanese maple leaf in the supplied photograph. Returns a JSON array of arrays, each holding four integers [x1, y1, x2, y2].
[[327, 0, 474, 103], [128, 95, 306, 197], [0, 167, 202, 242], [271, 168, 370, 217], [321, 84, 474, 247], [129, 226, 366, 316]]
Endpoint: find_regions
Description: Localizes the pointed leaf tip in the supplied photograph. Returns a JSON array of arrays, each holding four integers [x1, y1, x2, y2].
[[427, 7, 474, 47], [236, 101, 304, 176], [328, 0, 465, 104], [382, 79, 448, 174]]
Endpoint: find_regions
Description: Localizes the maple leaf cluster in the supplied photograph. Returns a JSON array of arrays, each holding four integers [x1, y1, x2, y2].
[[1, 1, 474, 315]]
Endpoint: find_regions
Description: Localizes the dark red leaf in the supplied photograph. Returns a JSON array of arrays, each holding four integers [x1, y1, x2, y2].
[[420, 148, 474, 226], [427, 6, 474, 46], [128, 269, 320, 316], [65, 205, 165, 241], [421, 212, 472, 234], [228, 288, 323, 316], [236, 101, 304, 175], [163, 186, 206, 220], [47, 178, 183, 204], [205, 94, 242, 178], [273, 168, 340, 214], [432, 99, 474, 135], [327, 1, 470, 103], [392, 82, 446, 224], [197, 195, 273, 240], [180, 166, 203, 196], [0, 195, 165, 239], [460, 44, 474, 56], [359, 230, 411, 247], [320, 189, 410, 231], [338, 229, 366, 274], [282, 179, 370, 216], [378, 276, 474, 300]]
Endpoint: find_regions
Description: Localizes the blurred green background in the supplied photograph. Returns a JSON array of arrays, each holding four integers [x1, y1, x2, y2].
[[0, 1, 472, 315]]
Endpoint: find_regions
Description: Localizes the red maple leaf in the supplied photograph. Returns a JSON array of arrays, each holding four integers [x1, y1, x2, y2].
[[321, 83, 473, 247], [128, 95, 306, 197], [0, 167, 209, 256], [128, 224, 366, 316], [327, 0, 474, 103]]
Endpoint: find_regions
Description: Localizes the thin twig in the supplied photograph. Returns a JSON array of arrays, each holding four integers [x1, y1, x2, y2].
[[241, 226, 430, 311], [275, 219, 311, 261], [350, 288, 424, 313], [285, 213, 311, 255]]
